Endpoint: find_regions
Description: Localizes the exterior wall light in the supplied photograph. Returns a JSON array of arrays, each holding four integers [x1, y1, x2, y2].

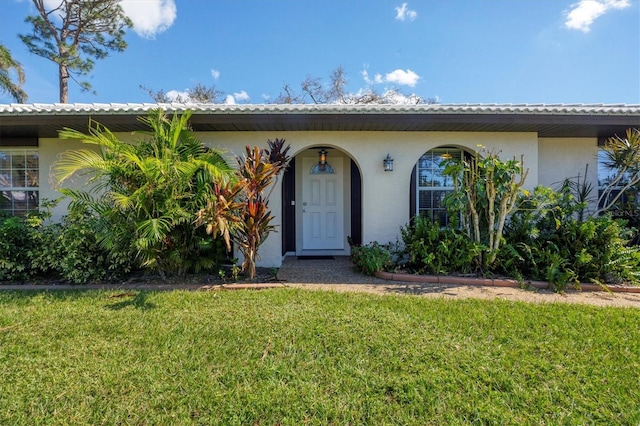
[[383, 154, 394, 172], [318, 149, 328, 171]]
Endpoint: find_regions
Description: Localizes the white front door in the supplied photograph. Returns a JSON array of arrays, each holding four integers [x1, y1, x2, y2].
[[302, 157, 344, 250]]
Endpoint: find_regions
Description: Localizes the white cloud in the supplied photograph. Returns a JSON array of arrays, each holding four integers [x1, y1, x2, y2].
[[361, 68, 374, 85], [41, 0, 176, 37], [43, 0, 61, 12], [165, 89, 189, 102], [565, 0, 630, 32], [362, 66, 421, 87], [233, 91, 250, 102], [224, 91, 250, 104], [120, 0, 177, 38], [384, 69, 420, 87], [395, 3, 417, 21], [211, 69, 220, 80]]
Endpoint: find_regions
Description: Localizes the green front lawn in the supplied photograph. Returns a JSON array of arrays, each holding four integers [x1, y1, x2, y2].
[[1, 289, 638, 424]]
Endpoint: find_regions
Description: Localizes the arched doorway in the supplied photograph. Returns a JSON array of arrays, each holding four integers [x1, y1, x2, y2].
[[281, 147, 362, 256]]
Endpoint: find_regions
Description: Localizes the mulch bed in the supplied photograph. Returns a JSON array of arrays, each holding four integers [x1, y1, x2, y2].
[[0, 266, 280, 288]]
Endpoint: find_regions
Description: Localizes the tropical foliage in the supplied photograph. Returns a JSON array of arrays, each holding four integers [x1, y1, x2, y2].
[[0, 200, 131, 283], [0, 43, 27, 103], [399, 215, 483, 275], [0, 214, 35, 281], [197, 139, 290, 279], [54, 110, 234, 278], [350, 241, 393, 276], [497, 185, 640, 291], [442, 148, 528, 267], [361, 144, 640, 292]]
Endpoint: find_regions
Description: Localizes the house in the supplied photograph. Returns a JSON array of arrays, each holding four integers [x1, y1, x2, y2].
[[1, 103, 639, 268]]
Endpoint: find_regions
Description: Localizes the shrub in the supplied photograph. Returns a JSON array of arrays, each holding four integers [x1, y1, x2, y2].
[[197, 139, 291, 280], [0, 201, 138, 285], [350, 242, 392, 275], [498, 186, 640, 291], [399, 215, 482, 275], [0, 214, 35, 281], [28, 204, 136, 284]]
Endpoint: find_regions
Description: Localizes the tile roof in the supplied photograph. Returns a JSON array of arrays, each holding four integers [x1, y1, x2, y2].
[[1, 103, 639, 139], [1, 102, 639, 116]]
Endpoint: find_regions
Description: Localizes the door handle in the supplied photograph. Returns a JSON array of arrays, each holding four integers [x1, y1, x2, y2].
[[303, 208, 307, 212]]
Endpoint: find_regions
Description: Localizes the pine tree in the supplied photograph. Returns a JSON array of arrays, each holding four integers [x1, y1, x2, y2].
[[19, 0, 132, 103]]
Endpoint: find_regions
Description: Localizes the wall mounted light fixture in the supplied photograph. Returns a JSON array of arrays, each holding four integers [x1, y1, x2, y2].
[[383, 154, 394, 172], [318, 149, 327, 165]]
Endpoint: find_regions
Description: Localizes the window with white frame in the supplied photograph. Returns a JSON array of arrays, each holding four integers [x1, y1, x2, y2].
[[416, 148, 463, 225], [0, 149, 39, 216]]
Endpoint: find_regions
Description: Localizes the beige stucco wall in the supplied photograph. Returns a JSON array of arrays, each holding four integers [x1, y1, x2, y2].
[[39, 130, 598, 269], [538, 137, 598, 192], [39, 137, 96, 221], [202, 131, 540, 267]]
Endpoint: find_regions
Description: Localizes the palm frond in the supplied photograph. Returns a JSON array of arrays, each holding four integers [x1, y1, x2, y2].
[[53, 149, 111, 185], [136, 216, 173, 244]]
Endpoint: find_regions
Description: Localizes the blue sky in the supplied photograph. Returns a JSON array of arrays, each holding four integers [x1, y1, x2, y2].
[[1, 0, 638, 104]]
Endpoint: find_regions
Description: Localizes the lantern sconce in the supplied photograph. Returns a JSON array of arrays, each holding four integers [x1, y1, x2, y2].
[[383, 154, 394, 172], [318, 149, 328, 169]]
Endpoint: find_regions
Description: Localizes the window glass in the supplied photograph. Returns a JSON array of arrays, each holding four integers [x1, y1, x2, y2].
[[597, 148, 640, 222], [0, 149, 39, 217], [310, 162, 335, 174], [416, 148, 463, 225]]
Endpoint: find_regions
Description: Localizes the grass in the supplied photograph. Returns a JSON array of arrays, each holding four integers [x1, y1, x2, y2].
[[0, 289, 639, 425]]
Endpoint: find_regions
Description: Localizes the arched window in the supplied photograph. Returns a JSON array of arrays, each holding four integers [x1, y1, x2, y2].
[[413, 147, 464, 225], [310, 162, 335, 174]]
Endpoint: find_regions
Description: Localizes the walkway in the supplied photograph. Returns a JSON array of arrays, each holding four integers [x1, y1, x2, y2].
[[277, 256, 640, 309], [277, 256, 387, 284]]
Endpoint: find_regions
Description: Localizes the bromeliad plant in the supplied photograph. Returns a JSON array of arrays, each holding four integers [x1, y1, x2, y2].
[[197, 139, 291, 279]]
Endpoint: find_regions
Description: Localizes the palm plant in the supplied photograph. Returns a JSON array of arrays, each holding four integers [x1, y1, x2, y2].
[[54, 110, 234, 277], [0, 43, 27, 103]]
